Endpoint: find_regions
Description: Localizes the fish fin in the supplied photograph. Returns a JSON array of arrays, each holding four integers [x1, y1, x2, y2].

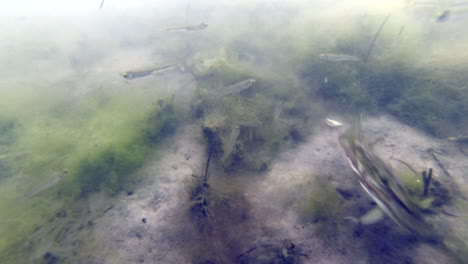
[[360, 207, 385, 225]]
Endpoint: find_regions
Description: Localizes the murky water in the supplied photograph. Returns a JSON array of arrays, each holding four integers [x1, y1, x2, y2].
[[0, 0, 467, 263]]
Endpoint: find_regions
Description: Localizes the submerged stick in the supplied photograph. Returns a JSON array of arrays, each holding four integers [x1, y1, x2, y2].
[[391, 157, 418, 175], [428, 150, 451, 177], [364, 14, 391, 63], [203, 145, 213, 183], [422, 168, 433, 197]]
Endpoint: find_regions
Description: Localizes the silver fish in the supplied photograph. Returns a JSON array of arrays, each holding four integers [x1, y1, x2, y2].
[[325, 118, 343, 128], [166, 23, 208, 32], [448, 135, 468, 143], [319, 53, 361, 62], [17, 170, 68, 201], [215, 79, 256, 99], [122, 64, 179, 80], [338, 128, 436, 239]]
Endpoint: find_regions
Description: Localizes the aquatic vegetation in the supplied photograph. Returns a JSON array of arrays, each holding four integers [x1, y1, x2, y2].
[[190, 53, 304, 171], [386, 79, 468, 137], [296, 10, 468, 137], [186, 141, 251, 263], [0, 77, 183, 261], [299, 177, 344, 224]]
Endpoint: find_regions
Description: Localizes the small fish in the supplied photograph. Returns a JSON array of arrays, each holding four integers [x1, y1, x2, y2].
[[448, 135, 468, 143], [0, 152, 29, 160], [339, 128, 436, 239], [325, 118, 343, 128], [319, 53, 361, 62], [435, 6, 468, 22], [17, 170, 68, 201], [166, 23, 208, 32], [436, 9, 451, 22], [122, 64, 179, 79], [215, 79, 256, 99]]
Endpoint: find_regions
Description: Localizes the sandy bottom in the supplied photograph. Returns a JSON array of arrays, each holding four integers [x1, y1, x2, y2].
[[54, 113, 468, 264]]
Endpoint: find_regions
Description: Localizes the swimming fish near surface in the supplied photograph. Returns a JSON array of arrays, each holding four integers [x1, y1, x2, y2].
[[319, 53, 361, 62], [17, 170, 68, 201], [166, 23, 208, 32], [121, 64, 179, 79], [215, 79, 256, 99]]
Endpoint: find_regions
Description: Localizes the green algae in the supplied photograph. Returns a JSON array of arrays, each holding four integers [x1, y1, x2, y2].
[[0, 80, 183, 262], [299, 177, 344, 223]]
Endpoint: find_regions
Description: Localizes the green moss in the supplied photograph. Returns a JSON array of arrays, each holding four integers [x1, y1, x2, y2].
[[299, 177, 343, 223], [398, 169, 424, 196], [75, 142, 147, 195]]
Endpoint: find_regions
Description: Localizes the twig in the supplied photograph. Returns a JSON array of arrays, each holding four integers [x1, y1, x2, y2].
[[422, 168, 432, 197], [364, 13, 391, 63], [203, 145, 213, 183], [428, 150, 451, 177], [391, 157, 418, 175]]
